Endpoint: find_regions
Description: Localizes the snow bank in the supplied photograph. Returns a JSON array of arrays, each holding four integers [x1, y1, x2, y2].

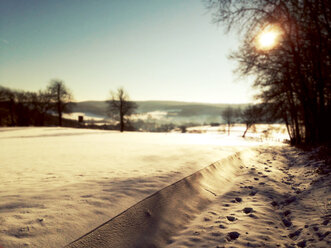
[[167, 146, 331, 248], [66, 150, 256, 248]]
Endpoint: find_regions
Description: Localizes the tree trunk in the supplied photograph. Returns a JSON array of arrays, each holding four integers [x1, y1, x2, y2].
[[9, 99, 15, 126], [59, 111, 62, 126], [283, 110, 296, 144], [120, 114, 124, 132], [119, 99, 124, 132], [58, 101, 62, 126], [57, 84, 62, 126], [242, 124, 250, 138]]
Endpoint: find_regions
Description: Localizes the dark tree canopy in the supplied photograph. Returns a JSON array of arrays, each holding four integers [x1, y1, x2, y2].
[[47, 80, 73, 126], [30, 90, 53, 126], [0, 86, 16, 126], [107, 87, 137, 132], [0, 86, 52, 126], [207, 0, 331, 145], [0, 80, 76, 127]]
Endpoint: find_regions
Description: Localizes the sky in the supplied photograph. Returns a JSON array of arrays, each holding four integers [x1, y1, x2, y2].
[[0, 0, 256, 103]]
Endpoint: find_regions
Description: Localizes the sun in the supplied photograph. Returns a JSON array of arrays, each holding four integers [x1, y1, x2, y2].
[[255, 25, 282, 50], [259, 31, 277, 47]]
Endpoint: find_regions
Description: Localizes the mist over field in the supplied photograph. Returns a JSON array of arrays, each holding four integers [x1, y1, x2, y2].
[[71, 100, 249, 125]]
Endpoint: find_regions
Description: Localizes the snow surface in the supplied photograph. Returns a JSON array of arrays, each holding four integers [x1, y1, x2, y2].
[[66, 146, 331, 248], [0, 127, 270, 248], [167, 146, 331, 248]]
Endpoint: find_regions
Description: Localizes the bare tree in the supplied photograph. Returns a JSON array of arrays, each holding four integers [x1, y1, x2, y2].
[[241, 105, 262, 138], [47, 80, 73, 126], [222, 106, 237, 135], [30, 90, 52, 126], [107, 87, 137, 132], [206, 0, 331, 145]]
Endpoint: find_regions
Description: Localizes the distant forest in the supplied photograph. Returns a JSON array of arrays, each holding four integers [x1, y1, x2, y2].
[[0, 81, 75, 127], [0, 83, 250, 131]]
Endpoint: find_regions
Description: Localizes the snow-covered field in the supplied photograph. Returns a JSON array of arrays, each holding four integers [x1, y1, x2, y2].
[[186, 123, 289, 142], [0, 127, 268, 248]]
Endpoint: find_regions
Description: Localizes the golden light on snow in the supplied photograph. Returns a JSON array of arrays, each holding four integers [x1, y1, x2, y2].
[[255, 25, 282, 50]]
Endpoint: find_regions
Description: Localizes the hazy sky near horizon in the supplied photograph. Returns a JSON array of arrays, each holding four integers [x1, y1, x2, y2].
[[0, 0, 255, 103]]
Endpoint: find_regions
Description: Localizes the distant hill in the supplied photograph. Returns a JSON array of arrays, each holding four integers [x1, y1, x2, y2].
[[72, 100, 248, 117], [71, 101, 108, 117], [72, 100, 249, 125]]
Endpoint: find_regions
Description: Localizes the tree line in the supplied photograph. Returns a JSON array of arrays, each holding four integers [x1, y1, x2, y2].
[[0, 82, 137, 132], [0, 80, 73, 126], [207, 0, 331, 145], [221, 104, 277, 137], [0, 81, 282, 135]]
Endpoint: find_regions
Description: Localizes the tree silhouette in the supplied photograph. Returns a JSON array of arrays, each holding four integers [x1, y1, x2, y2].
[[206, 0, 331, 145], [241, 105, 262, 138], [222, 106, 238, 136], [107, 87, 137, 132], [0, 86, 15, 126], [47, 80, 73, 126], [30, 90, 52, 126], [15, 91, 32, 126]]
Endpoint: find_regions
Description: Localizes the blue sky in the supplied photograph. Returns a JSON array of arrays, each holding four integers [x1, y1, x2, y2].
[[0, 0, 255, 103]]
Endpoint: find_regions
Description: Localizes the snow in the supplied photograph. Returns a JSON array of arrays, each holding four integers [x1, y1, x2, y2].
[[67, 145, 330, 248], [186, 123, 289, 142], [0, 127, 265, 248], [166, 146, 331, 248], [1, 127, 328, 248]]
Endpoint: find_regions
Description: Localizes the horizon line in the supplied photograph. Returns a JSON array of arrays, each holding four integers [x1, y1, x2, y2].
[[75, 99, 252, 105]]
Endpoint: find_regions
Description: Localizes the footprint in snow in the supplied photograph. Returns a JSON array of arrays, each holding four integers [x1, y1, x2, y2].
[[282, 218, 292, 227], [242, 207, 254, 214], [248, 213, 258, 218], [283, 210, 291, 216], [218, 224, 227, 229], [226, 216, 237, 222], [211, 232, 222, 237], [249, 191, 257, 196], [227, 231, 240, 240]]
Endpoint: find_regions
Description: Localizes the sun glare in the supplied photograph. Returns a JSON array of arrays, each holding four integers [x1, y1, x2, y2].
[[255, 25, 282, 50]]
